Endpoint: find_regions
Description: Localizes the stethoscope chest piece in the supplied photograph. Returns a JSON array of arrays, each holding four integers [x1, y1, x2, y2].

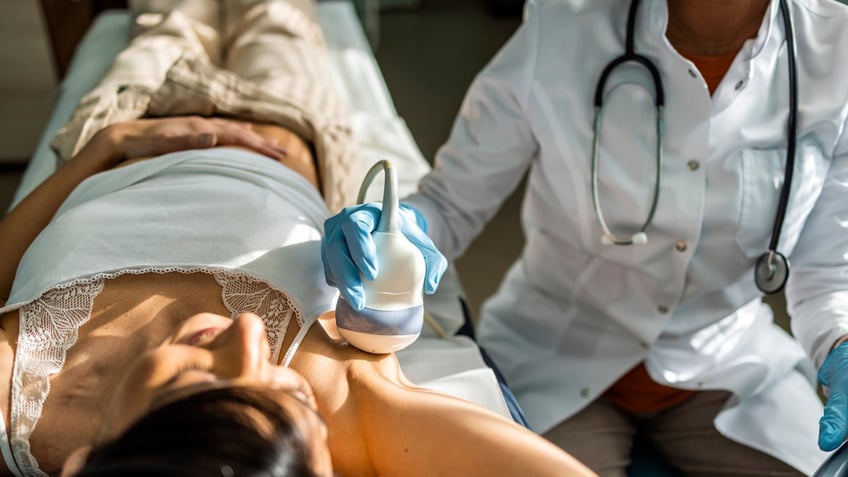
[[755, 251, 790, 294]]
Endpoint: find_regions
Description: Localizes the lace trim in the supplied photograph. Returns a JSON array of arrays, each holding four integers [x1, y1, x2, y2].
[[214, 271, 303, 363], [12, 280, 103, 477], [7, 266, 304, 476]]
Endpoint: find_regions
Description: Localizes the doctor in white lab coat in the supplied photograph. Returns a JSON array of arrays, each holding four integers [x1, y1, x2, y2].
[[322, 0, 848, 475]]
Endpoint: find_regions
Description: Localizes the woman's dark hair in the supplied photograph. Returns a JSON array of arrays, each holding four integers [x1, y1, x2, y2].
[[75, 386, 323, 477]]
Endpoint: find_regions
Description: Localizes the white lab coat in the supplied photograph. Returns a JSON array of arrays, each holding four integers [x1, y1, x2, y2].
[[405, 0, 848, 473]]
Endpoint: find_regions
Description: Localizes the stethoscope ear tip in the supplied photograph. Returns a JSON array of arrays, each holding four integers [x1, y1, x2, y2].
[[600, 232, 648, 246]]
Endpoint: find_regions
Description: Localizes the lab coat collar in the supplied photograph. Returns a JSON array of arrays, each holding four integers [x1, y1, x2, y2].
[[641, 0, 783, 59], [641, 0, 786, 113], [745, 0, 783, 61], [710, 0, 785, 111], [644, 0, 669, 39]]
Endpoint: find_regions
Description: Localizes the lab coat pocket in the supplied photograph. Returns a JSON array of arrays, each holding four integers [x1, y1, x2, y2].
[[735, 145, 827, 259], [735, 148, 787, 259]]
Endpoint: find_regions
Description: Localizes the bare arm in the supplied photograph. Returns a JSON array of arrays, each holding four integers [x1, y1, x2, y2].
[[360, 377, 597, 477], [0, 116, 287, 303], [0, 128, 123, 302]]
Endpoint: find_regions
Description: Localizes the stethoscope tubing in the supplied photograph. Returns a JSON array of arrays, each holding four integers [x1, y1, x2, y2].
[[590, 0, 797, 294], [755, 0, 797, 294], [591, 0, 664, 246], [771, 0, 798, 253], [754, 0, 798, 295]]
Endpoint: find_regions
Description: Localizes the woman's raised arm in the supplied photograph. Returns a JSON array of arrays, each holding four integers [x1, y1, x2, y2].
[[359, 377, 597, 477], [0, 127, 124, 302]]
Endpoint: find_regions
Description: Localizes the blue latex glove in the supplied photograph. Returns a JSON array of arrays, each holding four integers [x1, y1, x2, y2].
[[322, 202, 448, 310], [819, 342, 848, 451]]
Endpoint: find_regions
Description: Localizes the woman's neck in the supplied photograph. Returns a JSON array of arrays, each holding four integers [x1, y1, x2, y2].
[[665, 0, 771, 56]]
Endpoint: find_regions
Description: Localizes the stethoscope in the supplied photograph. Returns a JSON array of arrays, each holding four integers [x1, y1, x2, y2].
[[590, 0, 798, 295]]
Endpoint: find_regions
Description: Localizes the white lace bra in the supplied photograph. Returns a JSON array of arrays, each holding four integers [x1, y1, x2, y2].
[[0, 267, 317, 477]]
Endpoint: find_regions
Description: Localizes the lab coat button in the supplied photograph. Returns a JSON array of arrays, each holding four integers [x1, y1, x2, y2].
[[735, 80, 745, 90], [658, 305, 669, 314], [675, 240, 687, 252], [580, 388, 590, 398], [688, 68, 697, 78], [687, 160, 700, 171]]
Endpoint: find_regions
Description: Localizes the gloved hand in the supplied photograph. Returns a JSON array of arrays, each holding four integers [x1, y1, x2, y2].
[[322, 202, 448, 310], [818, 341, 848, 451]]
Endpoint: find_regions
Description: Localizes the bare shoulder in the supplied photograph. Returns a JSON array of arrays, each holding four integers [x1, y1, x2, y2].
[[296, 317, 596, 477], [355, 370, 597, 477], [0, 311, 16, 476]]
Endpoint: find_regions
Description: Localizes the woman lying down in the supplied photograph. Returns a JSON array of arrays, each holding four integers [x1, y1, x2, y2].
[[0, 1, 595, 475], [0, 115, 594, 477]]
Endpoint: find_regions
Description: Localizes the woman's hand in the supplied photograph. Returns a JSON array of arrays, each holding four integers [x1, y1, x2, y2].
[[95, 116, 288, 168]]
